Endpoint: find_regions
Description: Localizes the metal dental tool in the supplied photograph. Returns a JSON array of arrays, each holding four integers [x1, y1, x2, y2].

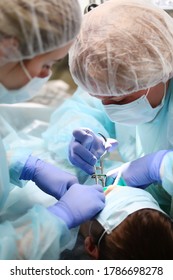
[[91, 132, 107, 187], [91, 154, 107, 187]]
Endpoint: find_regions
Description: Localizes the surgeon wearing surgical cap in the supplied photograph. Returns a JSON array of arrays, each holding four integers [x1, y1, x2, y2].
[[68, 0, 173, 217], [0, 0, 105, 259]]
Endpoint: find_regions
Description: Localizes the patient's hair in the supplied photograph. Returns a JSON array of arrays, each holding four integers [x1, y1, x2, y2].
[[90, 209, 173, 259]]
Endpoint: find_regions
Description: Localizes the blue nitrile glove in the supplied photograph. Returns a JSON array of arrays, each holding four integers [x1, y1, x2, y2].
[[106, 150, 171, 189], [48, 183, 105, 229], [69, 127, 118, 175], [19, 155, 78, 199]]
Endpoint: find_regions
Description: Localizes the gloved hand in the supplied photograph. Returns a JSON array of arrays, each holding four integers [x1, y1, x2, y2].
[[20, 155, 78, 199], [48, 183, 105, 228], [69, 127, 118, 175], [106, 150, 171, 189]]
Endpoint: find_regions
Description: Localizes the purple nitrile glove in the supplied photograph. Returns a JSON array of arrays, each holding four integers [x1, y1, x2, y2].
[[20, 155, 78, 199], [48, 183, 105, 228], [106, 150, 171, 189], [69, 127, 118, 175]]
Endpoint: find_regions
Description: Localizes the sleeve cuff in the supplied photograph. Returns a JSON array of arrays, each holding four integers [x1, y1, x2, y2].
[[160, 151, 173, 196], [9, 152, 32, 187]]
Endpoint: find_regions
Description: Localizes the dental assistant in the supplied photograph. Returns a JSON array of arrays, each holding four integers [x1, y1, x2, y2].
[[68, 0, 173, 216], [0, 0, 105, 259]]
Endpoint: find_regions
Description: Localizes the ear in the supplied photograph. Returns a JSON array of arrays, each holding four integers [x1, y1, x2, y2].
[[84, 236, 99, 259]]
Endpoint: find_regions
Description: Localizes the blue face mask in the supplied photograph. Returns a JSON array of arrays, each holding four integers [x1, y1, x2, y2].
[[0, 61, 51, 104], [103, 85, 166, 126]]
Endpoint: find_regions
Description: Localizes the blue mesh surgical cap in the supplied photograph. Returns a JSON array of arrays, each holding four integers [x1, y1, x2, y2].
[[69, 0, 173, 96], [0, 0, 82, 66]]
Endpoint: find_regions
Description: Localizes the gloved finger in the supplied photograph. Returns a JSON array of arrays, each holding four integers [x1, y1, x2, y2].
[[91, 199, 105, 216], [69, 144, 96, 174], [91, 192, 105, 205], [70, 153, 96, 174], [66, 175, 79, 189], [73, 128, 93, 149], [73, 128, 106, 159], [89, 193, 105, 209], [105, 138, 118, 152], [96, 200, 105, 212], [91, 184, 105, 193], [71, 141, 97, 166], [96, 192, 106, 204], [89, 141, 105, 158], [80, 184, 105, 201], [88, 185, 106, 204]]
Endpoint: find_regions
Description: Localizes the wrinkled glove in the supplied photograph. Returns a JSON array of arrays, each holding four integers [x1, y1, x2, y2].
[[48, 183, 105, 228], [20, 155, 78, 199], [106, 150, 171, 189], [69, 127, 118, 175]]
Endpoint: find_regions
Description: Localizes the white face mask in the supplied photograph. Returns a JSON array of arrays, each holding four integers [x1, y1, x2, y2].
[[0, 61, 51, 104], [89, 186, 166, 247], [94, 186, 165, 247], [103, 85, 166, 126]]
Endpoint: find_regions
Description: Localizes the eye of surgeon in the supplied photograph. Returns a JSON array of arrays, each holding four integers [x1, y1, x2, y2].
[[0, 0, 106, 260]]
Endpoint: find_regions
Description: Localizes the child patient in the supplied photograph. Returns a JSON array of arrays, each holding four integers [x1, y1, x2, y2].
[[82, 186, 173, 260]]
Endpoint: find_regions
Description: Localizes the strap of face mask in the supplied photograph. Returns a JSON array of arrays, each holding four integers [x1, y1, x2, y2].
[[145, 87, 150, 97], [163, 82, 167, 96], [89, 220, 106, 248], [20, 60, 32, 81]]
